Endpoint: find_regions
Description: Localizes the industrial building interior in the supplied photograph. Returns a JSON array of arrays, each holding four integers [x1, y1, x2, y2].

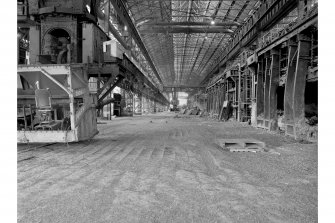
[[16, 0, 320, 222]]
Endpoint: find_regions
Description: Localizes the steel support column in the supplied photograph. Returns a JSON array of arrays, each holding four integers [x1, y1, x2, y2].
[[263, 53, 271, 129], [133, 93, 142, 115], [269, 49, 280, 131], [249, 65, 258, 126], [292, 34, 311, 138], [238, 64, 242, 122], [284, 39, 298, 135]]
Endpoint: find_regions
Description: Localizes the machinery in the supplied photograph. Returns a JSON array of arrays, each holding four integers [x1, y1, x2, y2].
[[17, 0, 169, 143]]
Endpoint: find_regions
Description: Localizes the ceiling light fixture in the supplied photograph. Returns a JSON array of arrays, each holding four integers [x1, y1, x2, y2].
[[211, 20, 215, 25], [86, 5, 91, 13]]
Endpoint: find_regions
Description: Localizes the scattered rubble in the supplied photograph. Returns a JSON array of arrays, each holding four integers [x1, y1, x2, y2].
[[296, 117, 318, 142]]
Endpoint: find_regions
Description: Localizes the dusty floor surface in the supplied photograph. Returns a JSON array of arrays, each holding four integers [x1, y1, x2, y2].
[[18, 112, 317, 223]]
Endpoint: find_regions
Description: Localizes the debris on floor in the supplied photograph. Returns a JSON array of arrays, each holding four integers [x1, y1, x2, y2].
[[17, 112, 317, 223], [296, 117, 318, 142], [217, 138, 266, 152]]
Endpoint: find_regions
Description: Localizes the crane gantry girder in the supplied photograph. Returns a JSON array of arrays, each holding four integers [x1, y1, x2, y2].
[[200, 0, 298, 86], [163, 85, 205, 93], [108, 0, 163, 85], [125, 0, 260, 88]]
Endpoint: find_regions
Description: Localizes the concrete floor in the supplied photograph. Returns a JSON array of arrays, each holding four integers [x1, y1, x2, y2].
[[18, 112, 317, 223]]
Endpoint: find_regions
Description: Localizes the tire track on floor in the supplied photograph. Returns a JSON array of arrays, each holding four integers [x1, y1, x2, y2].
[[18, 136, 123, 191], [71, 135, 140, 184], [158, 146, 177, 182], [17, 139, 104, 175], [114, 141, 146, 169], [18, 139, 110, 184], [20, 135, 135, 197], [69, 131, 145, 187]]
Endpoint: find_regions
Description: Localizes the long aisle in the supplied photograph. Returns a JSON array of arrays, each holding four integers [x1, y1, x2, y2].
[[18, 113, 317, 223]]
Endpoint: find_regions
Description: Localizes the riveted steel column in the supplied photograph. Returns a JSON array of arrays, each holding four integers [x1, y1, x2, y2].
[[263, 52, 271, 129], [269, 49, 280, 131], [292, 33, 311, 139], [284, 39, 298, 136]]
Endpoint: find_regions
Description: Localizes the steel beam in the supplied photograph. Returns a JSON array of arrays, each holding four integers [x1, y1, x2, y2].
[[256, 14, 317, 56], [139, 27, 234, 34], [97, 75, 118, 96], [97, 97, 116, 109], [163, 86, 205, 93], [201, 0, 298, 86], [164, 85, 205, 88], [139, 21, 241, 27], [98, 76, 125, 104]]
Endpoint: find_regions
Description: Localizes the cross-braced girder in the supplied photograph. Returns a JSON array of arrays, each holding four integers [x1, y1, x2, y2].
[[125, 0, 263, 88]]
